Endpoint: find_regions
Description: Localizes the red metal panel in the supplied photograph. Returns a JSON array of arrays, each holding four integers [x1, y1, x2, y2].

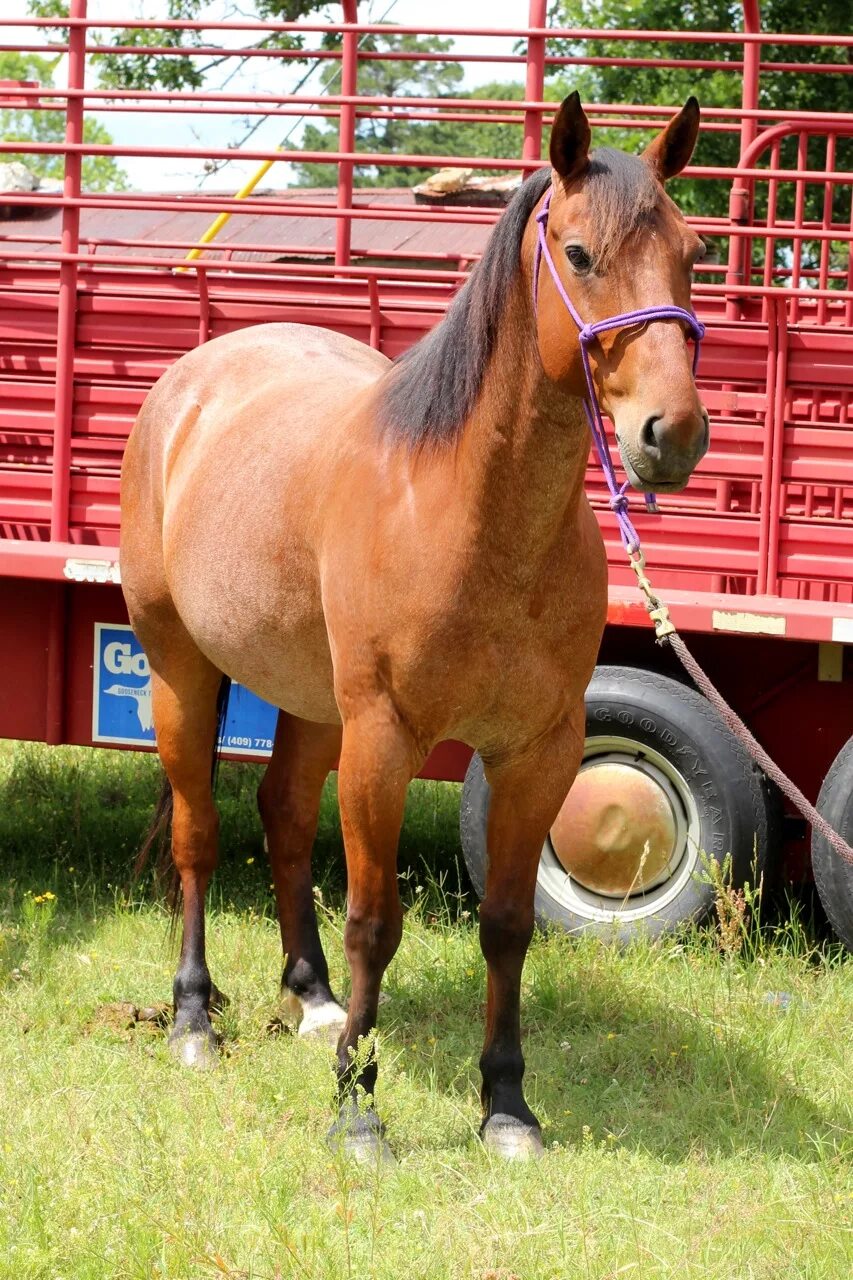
[[0, 1, 852, 792]]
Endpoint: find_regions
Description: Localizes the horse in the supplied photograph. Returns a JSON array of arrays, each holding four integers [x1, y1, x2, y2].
[[121, 93, 709, 1162]]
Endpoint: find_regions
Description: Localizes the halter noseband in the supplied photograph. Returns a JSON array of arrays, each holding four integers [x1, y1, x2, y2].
[[533, 187, 705, 553]]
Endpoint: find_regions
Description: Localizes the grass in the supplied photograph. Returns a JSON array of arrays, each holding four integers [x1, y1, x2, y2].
[[0, 739, 851, 1279]]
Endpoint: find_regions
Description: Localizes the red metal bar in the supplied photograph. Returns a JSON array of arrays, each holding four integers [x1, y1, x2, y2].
[[335, 0, 358, 268], [790, 132, 809, 323], [735, 0, 762, 317], [0, 249, 849, 303], [8, 84, 852, 130], [9, 16, 853, 47], [4, 138, 853, 185], [49, 0, 85, 544], [755, 300, 779, 594], [766, 295, 790, 594], [817, 132, 836, 325], [521, 0, 547, 177], [4, 33, 851, 77], [44, 586, 67, 746]]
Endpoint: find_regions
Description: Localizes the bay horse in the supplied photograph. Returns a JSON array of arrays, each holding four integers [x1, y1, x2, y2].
[[121, 94, 708, 1162]]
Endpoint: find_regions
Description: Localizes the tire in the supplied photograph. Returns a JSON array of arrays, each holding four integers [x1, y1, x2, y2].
[[460, 664, 775, 943], [812, 736, 853, 952]]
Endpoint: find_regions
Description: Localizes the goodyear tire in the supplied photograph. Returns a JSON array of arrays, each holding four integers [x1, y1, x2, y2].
[[460, 665, 775, 942], [812, 736, 853, 952]]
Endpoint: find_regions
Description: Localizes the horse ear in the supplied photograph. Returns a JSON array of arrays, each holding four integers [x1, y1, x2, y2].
[[549, 92, 591, 183], [642, 98, 700, 181]]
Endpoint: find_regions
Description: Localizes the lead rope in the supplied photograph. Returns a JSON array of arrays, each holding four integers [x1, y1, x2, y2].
[[633, 562, 853, 869], [534, 188, 853, 870]]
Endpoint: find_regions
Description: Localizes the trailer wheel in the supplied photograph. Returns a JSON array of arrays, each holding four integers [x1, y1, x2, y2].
[[812, 736, 853, 952], [460, 665, 774, 942]]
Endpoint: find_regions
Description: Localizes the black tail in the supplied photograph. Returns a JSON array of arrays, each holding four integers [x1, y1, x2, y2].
[[134, 675, 232, 912]]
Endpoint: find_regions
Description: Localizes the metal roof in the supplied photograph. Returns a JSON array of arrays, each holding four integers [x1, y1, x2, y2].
[[0, 187, 495, 266]]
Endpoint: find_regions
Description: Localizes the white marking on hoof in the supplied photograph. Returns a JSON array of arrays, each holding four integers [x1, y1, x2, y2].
[[299, 1001, 348, 1039], [279, 991, 347, 1041], [169, 1030, 218, 1070], [481, 1115, 544, 1161]]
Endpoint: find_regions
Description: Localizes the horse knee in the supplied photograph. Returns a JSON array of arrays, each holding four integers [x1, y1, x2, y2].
[[258, 777, 316, 850], [257, 773, 285, 828], [344, 907, 403, 972], [479, 899, 534, 967], [171, 795, 219, 878]]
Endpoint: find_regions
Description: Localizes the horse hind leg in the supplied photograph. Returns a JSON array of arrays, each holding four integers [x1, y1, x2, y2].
[[258, 712, 346, 1041], [145, 633, 228, 1069]]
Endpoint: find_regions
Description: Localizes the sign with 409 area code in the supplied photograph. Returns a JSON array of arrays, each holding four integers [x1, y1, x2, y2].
[[92, 623, 277, 755]]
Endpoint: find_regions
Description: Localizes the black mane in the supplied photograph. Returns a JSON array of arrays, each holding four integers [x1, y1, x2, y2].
[[378, 151, 659, 449]]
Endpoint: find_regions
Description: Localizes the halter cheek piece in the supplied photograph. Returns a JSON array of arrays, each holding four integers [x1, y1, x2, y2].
[[533, 188, 705, 553]]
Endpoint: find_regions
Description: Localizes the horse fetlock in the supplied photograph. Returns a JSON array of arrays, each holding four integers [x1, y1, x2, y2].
[[336, 1028, 380, 1100], [479, 1041, 526, 1088], [173, 956, 211, 1004]]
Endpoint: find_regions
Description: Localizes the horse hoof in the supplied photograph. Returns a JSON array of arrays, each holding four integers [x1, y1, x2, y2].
[[327, 1110, 396, 1167], [481, 1114, 544, 1161], [169, 1028, 219, 1070]]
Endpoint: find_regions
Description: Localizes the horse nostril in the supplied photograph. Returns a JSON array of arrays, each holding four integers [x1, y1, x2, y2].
[[639, 415, 663, 458]]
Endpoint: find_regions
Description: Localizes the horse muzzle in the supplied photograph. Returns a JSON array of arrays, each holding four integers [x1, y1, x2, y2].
[[616, 407, 710, 494]]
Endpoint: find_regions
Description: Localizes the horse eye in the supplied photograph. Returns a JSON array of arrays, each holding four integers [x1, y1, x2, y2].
[[566, 245, 592, 273]]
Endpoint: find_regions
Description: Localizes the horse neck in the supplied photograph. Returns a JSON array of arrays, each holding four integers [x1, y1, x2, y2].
[[455, 270, 590, 569]]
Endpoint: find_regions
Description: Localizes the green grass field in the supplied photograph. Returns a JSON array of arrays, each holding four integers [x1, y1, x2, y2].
[[0, 740, 851, 1279]]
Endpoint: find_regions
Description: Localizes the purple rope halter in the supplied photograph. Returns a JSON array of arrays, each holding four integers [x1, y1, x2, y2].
[[533, 188, 705, 553]]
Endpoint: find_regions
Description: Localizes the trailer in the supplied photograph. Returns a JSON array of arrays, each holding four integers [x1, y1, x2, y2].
[[1, 1, 852, 946]]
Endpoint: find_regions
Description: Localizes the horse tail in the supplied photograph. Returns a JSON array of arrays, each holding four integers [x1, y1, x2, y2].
[[134, 675, 232, 916]]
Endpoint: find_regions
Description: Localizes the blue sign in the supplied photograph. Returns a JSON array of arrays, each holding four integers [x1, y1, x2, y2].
[[92, 623, 277, 756]]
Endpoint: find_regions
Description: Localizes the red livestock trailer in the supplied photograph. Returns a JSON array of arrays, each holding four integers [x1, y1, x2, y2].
[[1, 1, 852, 947]]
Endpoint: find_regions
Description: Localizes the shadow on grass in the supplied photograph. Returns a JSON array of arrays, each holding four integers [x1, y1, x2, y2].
[[379, 941, 849, 1164], [0, 741, 469, 983]]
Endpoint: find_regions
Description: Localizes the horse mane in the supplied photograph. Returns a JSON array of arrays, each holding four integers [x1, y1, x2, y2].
[[377, 149, 660, 450]]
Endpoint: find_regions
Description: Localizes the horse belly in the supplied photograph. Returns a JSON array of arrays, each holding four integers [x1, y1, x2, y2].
[[169, 553, 341, 724]]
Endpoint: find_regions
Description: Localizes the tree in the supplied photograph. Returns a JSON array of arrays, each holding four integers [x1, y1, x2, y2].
[[0, 51, 127, 190], [548, 0, 852, 221], [292, 33, 547, 188], [28, 1, 333, 93]]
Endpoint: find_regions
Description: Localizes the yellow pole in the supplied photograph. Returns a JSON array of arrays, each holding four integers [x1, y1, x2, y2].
[[175, 154, 278, 272]]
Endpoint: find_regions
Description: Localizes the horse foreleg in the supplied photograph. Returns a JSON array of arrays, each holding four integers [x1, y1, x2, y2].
[[258, 712, 345, 1040], [150, 657, 225, 1070], [328, 704, 419, 1163], [478, 712, 585, 1159]]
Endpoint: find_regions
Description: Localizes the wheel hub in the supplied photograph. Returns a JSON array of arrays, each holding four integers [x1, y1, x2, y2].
[[550, 759, 678, 896]]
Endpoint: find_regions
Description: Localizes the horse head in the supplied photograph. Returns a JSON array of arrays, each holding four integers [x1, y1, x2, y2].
[[534, 92, 710, 494]]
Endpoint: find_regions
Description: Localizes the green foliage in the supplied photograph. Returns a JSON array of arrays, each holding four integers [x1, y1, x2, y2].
[[293, 32, 464, 188], [0, 51, 127, 191], [294, 58, 534, 188], [30, 0, 335, 93], [548, 0, 853, 220]]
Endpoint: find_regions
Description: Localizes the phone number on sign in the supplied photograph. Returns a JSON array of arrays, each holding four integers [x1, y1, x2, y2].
[[222, 736, 274, 751]]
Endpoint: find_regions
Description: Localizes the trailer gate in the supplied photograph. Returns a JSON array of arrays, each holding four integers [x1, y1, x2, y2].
[[1, 2, 852, 917]]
